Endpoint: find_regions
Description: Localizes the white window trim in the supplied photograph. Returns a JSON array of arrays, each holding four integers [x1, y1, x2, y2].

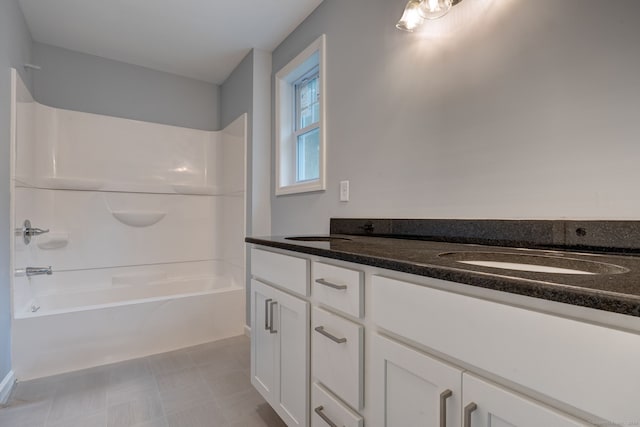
[[275, 34, 326, 196]]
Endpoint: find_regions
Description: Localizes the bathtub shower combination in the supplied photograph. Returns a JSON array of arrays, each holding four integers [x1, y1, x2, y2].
[[10, 70, 247, 380]]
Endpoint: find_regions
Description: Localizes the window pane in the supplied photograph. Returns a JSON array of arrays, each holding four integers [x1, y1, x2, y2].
[[296, 128, 320, 182], [296, 74, 320, 130]]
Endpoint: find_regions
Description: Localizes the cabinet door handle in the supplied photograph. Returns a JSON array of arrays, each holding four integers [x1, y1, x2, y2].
[[314, 326, 347, 344], [439, 389, 452, 427], [268, 301, 278, 334], [264, 298, 272, 331], [463, 402, 478, 427], [314, 406, 338, 427], [315, 278, 347, 290]]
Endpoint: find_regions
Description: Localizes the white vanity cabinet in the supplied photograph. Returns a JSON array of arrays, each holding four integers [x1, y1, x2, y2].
[[250, 249, 310, 427], [250, 244, 640, 427]]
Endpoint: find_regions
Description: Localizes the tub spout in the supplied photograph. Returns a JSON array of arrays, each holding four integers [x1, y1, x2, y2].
[[25, 266, 53, 277]]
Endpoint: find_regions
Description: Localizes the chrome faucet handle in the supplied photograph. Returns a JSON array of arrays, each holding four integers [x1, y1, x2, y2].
[[16, 220, 50, 245], [27, 227, 50, 236]]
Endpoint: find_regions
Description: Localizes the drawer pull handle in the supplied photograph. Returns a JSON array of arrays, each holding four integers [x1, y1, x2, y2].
[[264, 298, 272, 331], [314, 406, 338, 427], [439, 389, 452, 427], [463, 402, 477, 427], [269, 301, 278, 334], [316, 278, 347, 290], [314, 326, 347, 344]]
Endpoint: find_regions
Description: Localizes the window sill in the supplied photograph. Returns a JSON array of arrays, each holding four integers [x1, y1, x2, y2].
[[275, 180, 325, 196]]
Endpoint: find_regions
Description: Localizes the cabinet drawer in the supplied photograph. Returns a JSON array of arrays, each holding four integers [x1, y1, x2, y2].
[[312, 261, 363, 318], [372, 275, 640, 424], [251, 247, 309, 296], [312, 383, 363, 427], [312, 307, 364, 410]]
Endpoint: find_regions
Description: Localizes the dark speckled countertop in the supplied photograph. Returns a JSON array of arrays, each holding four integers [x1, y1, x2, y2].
[[245, 233, 640, 317]]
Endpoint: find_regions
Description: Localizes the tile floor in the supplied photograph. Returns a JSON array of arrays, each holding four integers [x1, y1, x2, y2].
[[0, 335, 287, 427]]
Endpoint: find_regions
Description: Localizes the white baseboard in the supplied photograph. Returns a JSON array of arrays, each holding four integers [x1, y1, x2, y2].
[[0, 370, 16, 405], [244, 325, 251, 338]]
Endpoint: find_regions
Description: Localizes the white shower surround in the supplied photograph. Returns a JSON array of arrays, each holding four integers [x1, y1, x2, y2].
[[10, 70, 247, 380], [14, 94, 242, 196]]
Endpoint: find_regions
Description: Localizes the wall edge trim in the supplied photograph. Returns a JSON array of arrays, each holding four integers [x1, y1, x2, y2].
[[0, 370, 16, 404]]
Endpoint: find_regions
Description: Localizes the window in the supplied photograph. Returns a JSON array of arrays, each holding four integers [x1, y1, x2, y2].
[[275, 35, 326, 195], [294, 67, 320, 182]]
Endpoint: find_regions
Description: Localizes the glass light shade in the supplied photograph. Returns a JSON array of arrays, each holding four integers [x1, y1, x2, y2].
[[396, 0, 425, 32], [418, 0, 453, 20]]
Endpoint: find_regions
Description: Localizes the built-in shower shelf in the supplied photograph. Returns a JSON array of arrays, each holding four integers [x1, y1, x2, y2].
[[173, 185, 246, 196], [172, 184, 218, 195], [111, 210, 166, 227], [15, 179, 238, 196], [15, 177, 106, 191], [36, 232, 69, 250], [39, 177, 106, 191]]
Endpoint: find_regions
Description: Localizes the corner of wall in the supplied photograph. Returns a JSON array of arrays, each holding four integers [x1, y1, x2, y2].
[[251, 49, 272, 238]]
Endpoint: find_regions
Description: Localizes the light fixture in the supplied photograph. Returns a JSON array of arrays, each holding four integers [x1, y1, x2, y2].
[[396, 1, 424, 32], [396, 0, 464, 31], [420, 0, 454, 19]]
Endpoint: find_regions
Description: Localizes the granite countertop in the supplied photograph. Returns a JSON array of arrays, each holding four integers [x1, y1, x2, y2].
[[246, 234, 640, 317]]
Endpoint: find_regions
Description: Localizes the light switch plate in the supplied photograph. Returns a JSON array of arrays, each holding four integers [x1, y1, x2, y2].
[[340, 180, 349, 202]]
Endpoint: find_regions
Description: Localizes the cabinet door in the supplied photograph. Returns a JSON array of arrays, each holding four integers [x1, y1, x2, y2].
[[250, 279, 277, 402], [251, 280, 310, 427], [372, 334, 462, 427], [462, 374, 591, 427], [273, 286, 310, 427]]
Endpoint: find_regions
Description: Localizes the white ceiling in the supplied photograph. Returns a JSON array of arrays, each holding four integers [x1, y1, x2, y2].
[[19, 0, 324, 84]]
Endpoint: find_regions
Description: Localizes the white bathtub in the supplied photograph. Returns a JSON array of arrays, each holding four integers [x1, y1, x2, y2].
[[17, 277, 234, 317], [12, 275, 245, 380]]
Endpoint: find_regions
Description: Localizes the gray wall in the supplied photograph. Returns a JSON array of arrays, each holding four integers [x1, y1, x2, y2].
[[0, 0, 33, 384], [270, 0, 640, 235], [221, 51, 253, 130], [221, 50, 272, 325], [250, 50, 272, 241], [33, 42, 220, 130]]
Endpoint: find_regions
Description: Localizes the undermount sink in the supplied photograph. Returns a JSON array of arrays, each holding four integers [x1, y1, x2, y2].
[[438, 251, 628, 275], [285, 236, 352, 242]]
